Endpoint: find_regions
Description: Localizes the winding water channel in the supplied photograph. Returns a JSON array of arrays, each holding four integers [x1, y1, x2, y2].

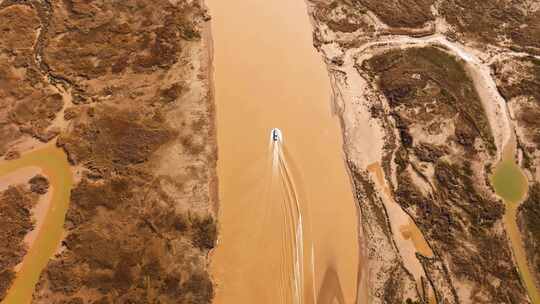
[[491, 137, 539, 304], [1, 144, 73, 304], [206, 0, 360, 303]]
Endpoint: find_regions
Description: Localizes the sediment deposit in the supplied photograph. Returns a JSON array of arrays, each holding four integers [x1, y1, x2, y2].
[[306, 0, 540, 302]]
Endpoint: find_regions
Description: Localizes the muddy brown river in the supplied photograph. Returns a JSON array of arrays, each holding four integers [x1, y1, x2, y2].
[[492, 137, 539, 303], [206, 0, 360, 303], [1, 144, 73, 304]]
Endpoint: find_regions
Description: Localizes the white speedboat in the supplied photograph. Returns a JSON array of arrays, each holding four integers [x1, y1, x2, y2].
[[271, 128, 283, 142]]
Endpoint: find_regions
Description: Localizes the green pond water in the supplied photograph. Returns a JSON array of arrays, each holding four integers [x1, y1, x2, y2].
[[491, 159, 528, 203], [491, 146, 539, 304]]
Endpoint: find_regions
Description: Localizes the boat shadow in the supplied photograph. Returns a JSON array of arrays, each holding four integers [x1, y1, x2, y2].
[[317, 266, 346, 304]]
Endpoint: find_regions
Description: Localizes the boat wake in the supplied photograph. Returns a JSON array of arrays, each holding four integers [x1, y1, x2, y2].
[[269, 134, 316, 304]]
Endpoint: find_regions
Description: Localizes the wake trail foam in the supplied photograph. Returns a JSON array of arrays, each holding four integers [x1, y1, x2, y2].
[[281, 147, 318, 304], [271, 140, 295, 304], [279, 156, 303, 304], [279, 163, 302, 304], [271, 140, 316, 304]]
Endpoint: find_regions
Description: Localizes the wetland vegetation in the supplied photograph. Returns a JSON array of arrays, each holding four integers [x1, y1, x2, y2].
[[0, 0, 217, 303]]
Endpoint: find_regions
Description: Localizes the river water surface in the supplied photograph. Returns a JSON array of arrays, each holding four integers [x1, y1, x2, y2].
[[491, 137, 539, 303], [1, 144, 73, 304], [206, 0, 360, 303]]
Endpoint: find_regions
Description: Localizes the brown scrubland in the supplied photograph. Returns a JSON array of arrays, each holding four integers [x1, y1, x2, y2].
[[307, 0, 540, 303], [2, 0, 540, 303], [0, 0, 216, 303], [363, 46, 525, 302], [356, 0, 435, 29], [493, 55, 540, 290], [0, 185, 38, 299], [440, 0, 540, 53], [0, 3, 63, 154]]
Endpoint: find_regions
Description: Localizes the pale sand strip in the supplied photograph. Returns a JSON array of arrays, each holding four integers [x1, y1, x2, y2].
[[0, 166, 54, 272]]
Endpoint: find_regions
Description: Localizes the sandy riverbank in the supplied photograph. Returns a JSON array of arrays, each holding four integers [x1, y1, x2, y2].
[[0, 166, 53, 270], [0, 167, 41, 191], [305, 1, 538, 302]]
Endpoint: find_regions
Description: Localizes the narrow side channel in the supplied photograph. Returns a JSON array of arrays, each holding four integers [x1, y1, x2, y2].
[[1, 144, 73, 304], [492, 135, 539, 303]]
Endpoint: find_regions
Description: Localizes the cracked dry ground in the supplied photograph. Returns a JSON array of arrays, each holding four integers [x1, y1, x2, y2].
[[308, 0, 540, 303], [0, 0, 217, 303]]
